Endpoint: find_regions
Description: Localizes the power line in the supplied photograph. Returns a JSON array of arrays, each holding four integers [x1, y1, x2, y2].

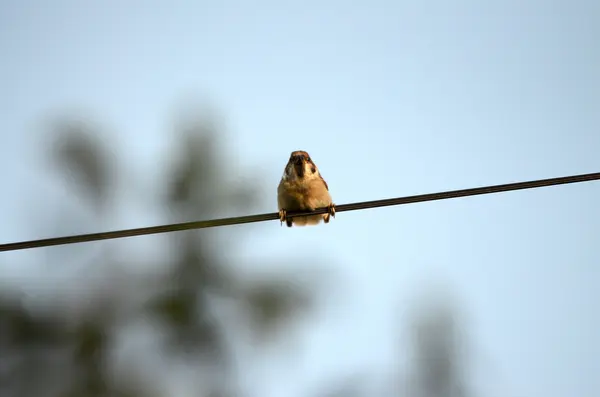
[[1, 171, 598, 252]]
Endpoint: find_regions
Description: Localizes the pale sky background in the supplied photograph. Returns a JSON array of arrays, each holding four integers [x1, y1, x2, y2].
[[1, 1, 599, 397]]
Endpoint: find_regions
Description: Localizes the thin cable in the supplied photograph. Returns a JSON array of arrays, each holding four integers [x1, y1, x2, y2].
[[1, 171, 599, 252]]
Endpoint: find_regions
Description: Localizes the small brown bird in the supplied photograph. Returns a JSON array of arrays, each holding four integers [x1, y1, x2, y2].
[[277, 150, 335, 227]]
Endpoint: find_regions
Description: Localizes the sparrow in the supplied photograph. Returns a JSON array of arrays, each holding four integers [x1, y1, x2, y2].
[[277, 150, 335, 227]]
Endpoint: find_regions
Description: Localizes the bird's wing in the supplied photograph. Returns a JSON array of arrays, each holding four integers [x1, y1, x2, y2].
[[318, 174, 329, 190]]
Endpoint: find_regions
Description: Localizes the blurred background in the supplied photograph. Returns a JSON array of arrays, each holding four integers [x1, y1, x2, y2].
[[1, 1, 599, 396]]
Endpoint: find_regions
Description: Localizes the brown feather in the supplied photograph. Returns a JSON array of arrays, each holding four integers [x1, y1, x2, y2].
[[318, 173, 328, 191], [278, 150, 332, 227]]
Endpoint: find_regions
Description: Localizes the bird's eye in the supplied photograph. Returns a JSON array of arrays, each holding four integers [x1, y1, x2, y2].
[[306, 157, 311, 162]]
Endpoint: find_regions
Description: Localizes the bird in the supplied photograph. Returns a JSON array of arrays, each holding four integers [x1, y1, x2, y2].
[[277, 150, 335, 227]]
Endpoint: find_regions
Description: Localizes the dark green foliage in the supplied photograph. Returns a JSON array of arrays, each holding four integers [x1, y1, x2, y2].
[[1, 108, 474, 397], [0, 110, 322, 397]]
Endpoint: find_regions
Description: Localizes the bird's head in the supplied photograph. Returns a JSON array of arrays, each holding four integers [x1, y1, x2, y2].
[[284, 150, 319, 180]]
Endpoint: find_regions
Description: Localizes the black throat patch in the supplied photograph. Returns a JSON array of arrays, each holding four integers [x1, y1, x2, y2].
[[294, 162, 305, 178]]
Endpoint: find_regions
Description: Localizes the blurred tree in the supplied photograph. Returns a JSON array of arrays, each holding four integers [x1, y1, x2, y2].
[[0, 107, 324, 397], [50, 118, 115, 213], [405, 293, 471, 397], [0, 106, 480, 397]]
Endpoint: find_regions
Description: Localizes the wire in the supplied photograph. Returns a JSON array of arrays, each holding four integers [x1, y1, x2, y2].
[[1, 171, 599, 252]]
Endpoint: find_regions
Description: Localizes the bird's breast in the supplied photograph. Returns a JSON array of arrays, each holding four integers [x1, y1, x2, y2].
[[278, 178, 331, 210]]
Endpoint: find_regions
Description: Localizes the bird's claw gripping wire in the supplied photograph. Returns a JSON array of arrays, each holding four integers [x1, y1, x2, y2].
[[323, 203, 336, 224], [327, 203, 336, 218], [278, 209, 287, 226]]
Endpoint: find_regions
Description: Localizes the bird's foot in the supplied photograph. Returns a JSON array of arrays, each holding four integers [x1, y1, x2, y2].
[[324, 203, 336, 223], [328, 203, 336, 218], [278, 209, 287, 226]]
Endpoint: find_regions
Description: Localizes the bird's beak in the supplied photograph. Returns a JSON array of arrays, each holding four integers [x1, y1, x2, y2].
[[292, 154, 304, 165], [292, 155, 305, 177]]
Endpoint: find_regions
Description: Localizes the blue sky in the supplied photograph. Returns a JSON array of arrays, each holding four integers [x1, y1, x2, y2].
[[1, 1, 599, 396]]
